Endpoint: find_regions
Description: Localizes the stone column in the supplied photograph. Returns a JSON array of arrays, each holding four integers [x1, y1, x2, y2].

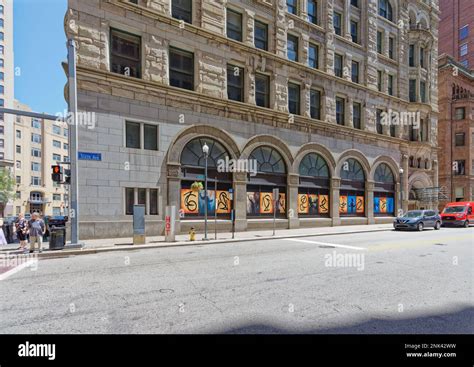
[[275, 0, 288, 58], [344, 0, 352, 41], [366, 0, 379, 90], [366, 181, 375, 224], [167, 163, 182, 234], [288, 173, 300, 229], [244, 9, 255, 47], [233, 171, 248, 232], [303, 82, 311, 118], [246, 67, 256, 105], [344, 51, 352, 82], [346, 96, 354, 128], [324, 0, 335, 75], [331, 177, 341, 226], [301, 34, 310, 65], [300, 0, 308, 20]]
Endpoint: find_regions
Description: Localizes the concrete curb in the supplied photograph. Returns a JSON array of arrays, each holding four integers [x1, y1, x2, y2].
[[12, 227, 394, 260]]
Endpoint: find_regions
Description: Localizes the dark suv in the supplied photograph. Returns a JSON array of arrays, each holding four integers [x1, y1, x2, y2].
[[393, 210, 442, 231]]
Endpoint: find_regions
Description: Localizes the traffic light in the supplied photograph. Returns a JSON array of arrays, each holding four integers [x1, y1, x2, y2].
[[51, 165, 63, 183], [64, 169, 71, 185]]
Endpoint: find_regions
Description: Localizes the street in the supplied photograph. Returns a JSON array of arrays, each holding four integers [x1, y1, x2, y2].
[[0, 228, 472, 334]]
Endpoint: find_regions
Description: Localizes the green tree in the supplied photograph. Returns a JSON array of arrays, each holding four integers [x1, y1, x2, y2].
[[0, 168, 15, 217]]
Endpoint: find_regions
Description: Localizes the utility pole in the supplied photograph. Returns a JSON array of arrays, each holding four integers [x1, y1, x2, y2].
[[67, 39, 80, 245]]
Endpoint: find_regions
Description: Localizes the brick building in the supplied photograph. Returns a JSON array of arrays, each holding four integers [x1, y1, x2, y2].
[[64, 0, 440, 239]]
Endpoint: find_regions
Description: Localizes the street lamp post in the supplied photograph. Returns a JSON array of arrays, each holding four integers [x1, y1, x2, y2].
[[203, 143, 209, 241], [399, 168, 404, 215]]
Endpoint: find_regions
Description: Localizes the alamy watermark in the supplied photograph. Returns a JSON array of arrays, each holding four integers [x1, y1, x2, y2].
[[324, 250, 365, 271], [55, 109, 96, 130], [380, 109, 420, 129], [217, 157, 258, 177]]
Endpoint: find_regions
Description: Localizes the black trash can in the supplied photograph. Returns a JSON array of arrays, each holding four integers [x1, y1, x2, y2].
[[48, 216, 68, 250]]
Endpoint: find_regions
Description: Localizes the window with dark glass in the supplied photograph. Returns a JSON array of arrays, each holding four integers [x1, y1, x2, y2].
[[389, 37, 395, 59], [144, 124, 158, 151], [353, 102, 361, 129], [254, 20, 268, 50], [351, 0, 359, 7], [334, 53, 343, 77], [172, 0, 192, 24], [459, 25, 469, 41], [420, 47, 425, 68], [336, 97, 345, 125], [454, 160, 466, 176], [110, 29, 141, 78], [125, 188, 135, 215], [374, 163, 395, 216], [334, 12, 342, 36], [287, 34, 299, 61], [298, 153, 330, 217], [227, 64, 244, 102], [409, 44, 415, 66], [351, 20, 359, 43], [377, 70, 383, 91], [388, 74, 394, 95], [310, 89, 321, 120], [307, 0, 318, 24], [288, 83, 300, 115], [227, 9, 242, 42], [126, 121, 141, 149], [256, 73, 270, 108], [340, 159, 366, 216], [377, 31, 383, 54], [420, 81, 426, 103], [169, 47, 194, 90], [351, 60, 359, 83], [376, 109, 383, 134], [379, 0, 393, 21], [287, 0, 297, 14], [455, 107, 465, 120], [309, 43, 319, 68], [149, 189, 159, 215], [409, 79, 417, 102], [455, 132, 465, 146]]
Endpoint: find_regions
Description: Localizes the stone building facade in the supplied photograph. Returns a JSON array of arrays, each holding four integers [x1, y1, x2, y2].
[[64, 0, 440, 239], [438, 54, 474, 208]]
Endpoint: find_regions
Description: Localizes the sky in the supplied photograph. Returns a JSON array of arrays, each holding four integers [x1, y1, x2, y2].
[[13, 0, 68, 115]]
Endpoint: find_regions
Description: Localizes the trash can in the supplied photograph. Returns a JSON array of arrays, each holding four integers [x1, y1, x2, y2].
[[48, 216, 68, 250]]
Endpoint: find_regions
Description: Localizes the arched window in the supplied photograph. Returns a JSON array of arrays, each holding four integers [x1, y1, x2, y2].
[[247, 146, 287, 218], [374, 163, 395, 216], [379, 0, 393, 22], [340, 158, 366, 216], [180, 137, 233, 219], [298, 153, 330, 217]]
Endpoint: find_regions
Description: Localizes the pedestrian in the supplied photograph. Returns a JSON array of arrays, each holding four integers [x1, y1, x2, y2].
[[27, 212, 45, 253], [16, 214, 29, 253], [0, 218, 7, 246]]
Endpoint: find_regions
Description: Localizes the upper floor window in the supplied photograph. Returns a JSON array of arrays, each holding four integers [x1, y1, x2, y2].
[[31, 133, 41, 144], [409, 79, 417, 102], [31, 119, 41, 129], [333, 12, 342, 36], [350, 20, 359, 44], [455, 107, 466, 120], [287, 0, 297, 15], [0, 19, 3, 28], [110, 29, 141, 78], [169, 47, 194, 91], [172, 0, 192, 24], [0, 32, 4, 41], [307, 0, 318, 25], [353, 102, 361, 129], [308, 43, 319, 69], [379, 0, 393, 22], [376, 109, 383, 134], [336, 97, 345, 125], [459, 25, 469, 41], [227, 64, 244, 102], [420, 47, 425, 68], [226, 9, 242, 42], [460, 43, 468, 57], [254, 20, 268, 51], [287, 34, 299, 62], [288, 83, 300, 115], [388, 74, 394, 96], [409, 44, 415, 66], [455, 132, 465, 146], [351, 0, 359, 7], [334, 54, 343, 77], [0, 6, 4, 15], [310, 89, 321, 120], [351, 60, 359, 83], [255, 73, 270, 108], [377, 31, 383, 54], [388, 37, 395, 59]]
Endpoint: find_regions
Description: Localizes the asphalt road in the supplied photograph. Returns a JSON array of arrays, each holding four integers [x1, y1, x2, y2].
[[0, 227, 472, 334]]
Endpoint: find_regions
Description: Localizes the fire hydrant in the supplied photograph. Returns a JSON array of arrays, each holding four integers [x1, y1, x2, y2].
[[189, 227, 196, 241]]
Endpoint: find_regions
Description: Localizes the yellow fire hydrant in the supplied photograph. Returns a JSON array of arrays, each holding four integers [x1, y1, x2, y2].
[[189, 227, 196, 241]]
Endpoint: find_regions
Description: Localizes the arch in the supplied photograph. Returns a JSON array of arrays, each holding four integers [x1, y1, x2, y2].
[[240, 135, 293, 172], [374, 163, 395, 183], [335, 149, 371, 180], [293, 143, 336, 177], [370, 156, 400, 182], [167, 125, 240, 165], [408, 171, 434, 191], [249, 146, 286, 174], [298, 153, 330, 178], [378, 0, 396, 22], [180, 137, 230, 168]]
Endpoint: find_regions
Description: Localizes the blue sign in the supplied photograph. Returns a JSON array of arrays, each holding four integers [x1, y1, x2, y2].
[[78, 152, 102, 161]]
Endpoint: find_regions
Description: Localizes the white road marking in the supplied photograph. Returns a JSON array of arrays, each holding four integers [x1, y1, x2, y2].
[[0, 260, 38, 281], [285, 238, 367, 251]]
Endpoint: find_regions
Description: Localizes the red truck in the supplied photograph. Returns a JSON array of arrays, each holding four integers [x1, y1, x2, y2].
[[440, 202, 474, 227]]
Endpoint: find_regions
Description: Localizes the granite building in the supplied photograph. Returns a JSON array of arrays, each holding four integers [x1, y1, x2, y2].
[[64, 0, 440, 239]]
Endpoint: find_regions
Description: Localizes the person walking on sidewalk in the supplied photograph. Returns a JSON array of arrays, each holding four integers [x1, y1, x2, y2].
[[28, 213, 45, 253], [15, 213, 29, 253], [0, 218, 7, 246]]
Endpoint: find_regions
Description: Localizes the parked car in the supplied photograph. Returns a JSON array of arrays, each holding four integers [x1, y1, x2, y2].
[[393, 210, 441, 231], [440, 202, 474, 228]]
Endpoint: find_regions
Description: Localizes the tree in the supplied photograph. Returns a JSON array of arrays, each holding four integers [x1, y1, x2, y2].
[[0, 168, 15, 217]]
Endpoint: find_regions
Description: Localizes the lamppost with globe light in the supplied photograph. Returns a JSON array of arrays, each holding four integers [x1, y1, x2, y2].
[[203, 143, 209, 240]]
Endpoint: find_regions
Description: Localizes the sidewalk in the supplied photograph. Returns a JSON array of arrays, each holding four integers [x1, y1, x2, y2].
[[0, 223, 394, 259]]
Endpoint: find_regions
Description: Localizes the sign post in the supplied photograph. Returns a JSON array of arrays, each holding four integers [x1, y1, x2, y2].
[[165, 206, 176, 242], [272, 188, 279, 236]]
